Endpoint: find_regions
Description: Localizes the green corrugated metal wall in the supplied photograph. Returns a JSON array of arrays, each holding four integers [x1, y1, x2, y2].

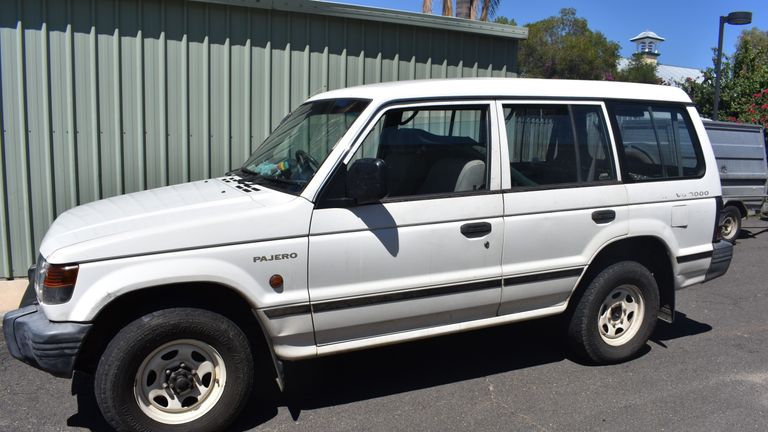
[[0, 0, 523, 278]]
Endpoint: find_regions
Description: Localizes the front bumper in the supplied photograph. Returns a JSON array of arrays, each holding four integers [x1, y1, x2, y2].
[[3, 305, 91, 378], [705, 240, 734, 282]]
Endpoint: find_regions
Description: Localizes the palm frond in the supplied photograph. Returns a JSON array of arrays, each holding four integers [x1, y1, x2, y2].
[[480, 0, 501, 21]]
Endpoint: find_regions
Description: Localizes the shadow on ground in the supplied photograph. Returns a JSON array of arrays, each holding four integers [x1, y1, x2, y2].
[[650, 312, 712, 348], [67, 312, 711, 431], [738, 227, 768, 239]]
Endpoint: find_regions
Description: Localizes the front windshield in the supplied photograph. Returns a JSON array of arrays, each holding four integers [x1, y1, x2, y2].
[[239, 98, 370, 193]]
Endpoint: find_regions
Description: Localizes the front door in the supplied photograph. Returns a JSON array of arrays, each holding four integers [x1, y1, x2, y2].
[[308, 101, 504, 345]]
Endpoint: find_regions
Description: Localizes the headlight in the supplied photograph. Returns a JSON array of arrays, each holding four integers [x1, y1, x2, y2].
[[35, 256, 79, 305]]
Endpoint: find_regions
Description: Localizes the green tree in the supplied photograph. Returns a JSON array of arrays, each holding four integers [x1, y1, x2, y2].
[[738, 28, 768, 56], [493, 16, 517, 26], [518, 8, 620, 80], [615, 53, 662, 84], [681, 27, 768, 126]]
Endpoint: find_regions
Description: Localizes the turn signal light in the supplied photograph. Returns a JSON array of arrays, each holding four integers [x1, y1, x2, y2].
[[42, 264, 79, 304], [269, 274, 284, 289]]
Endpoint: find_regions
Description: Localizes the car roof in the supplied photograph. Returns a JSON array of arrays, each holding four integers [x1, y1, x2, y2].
[[307, 78, 693, 105]]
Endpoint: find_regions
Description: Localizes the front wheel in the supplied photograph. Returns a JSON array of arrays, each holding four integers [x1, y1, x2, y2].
[[567, 261, 659, 364], [95, 308, 254, 432]]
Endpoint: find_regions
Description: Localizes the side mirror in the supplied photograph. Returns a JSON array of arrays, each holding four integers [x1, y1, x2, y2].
[[347, 158, 388, 204]]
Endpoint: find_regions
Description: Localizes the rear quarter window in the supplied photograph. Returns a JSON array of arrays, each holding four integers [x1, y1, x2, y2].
[[608, 102, 705, 181]]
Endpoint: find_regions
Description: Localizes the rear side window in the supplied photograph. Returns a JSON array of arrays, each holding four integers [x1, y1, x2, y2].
[[503, 104, 615, 188], [609, 103, 705, 181]]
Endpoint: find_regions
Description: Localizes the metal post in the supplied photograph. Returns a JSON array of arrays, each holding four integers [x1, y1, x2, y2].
[[713, 16, 726, 120]]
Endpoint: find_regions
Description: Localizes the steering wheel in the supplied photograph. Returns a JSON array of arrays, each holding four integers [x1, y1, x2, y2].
[[624, 145, 655, 165], [294, 150, 320, 171]]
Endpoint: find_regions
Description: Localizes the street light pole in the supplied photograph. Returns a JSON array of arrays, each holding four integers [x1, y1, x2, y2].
[[712, 11, 752, 121], [713, 16, 726, 120]]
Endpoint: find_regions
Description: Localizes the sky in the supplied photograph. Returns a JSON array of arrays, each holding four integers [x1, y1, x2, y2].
[[340, 0, 767, 70]]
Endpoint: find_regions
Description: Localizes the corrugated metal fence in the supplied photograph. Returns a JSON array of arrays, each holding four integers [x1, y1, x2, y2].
[[0, 0, 524, 277]]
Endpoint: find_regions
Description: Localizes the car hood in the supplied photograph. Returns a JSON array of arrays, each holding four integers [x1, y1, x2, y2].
[[40, 177, 313, 263]]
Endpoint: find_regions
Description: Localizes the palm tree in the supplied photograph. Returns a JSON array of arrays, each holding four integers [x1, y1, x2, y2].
[[455, 0, 500, 21], [480, 0, 500, 21], [424, 0, 453, 16], [456, 0, 473, 19], [424, 0, 498, 20], [442, 0, 452, 16]]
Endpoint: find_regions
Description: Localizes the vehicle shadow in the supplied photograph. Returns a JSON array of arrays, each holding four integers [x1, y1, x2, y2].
[[228, 317, 569, 431], [282, 317, 568, 407], [649, 311, 712, 348], [230, 311, 712, 431], [67, 372, 113, 432], [67, 312, 712, 431]]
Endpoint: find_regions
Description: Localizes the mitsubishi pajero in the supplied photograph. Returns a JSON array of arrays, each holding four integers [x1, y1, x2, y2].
[[4, 78, 733, 432]]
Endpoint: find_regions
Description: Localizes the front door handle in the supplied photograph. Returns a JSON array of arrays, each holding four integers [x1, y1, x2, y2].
[[592, 210, 616, 224], [461, 222, 492, 238]]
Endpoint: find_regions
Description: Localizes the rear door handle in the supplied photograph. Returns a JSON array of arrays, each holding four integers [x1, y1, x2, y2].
[[592, 210, 616, 224], [461, 222, 492, 238]]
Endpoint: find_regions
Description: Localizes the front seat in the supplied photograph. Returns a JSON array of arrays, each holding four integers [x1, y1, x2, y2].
[[418, 159, 486, 194]]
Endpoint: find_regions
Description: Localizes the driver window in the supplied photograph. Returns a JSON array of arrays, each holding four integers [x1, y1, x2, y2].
[[350, 105, 489, 198]]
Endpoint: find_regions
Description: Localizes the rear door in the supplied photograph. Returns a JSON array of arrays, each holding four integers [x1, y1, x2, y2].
[[496, 101, 629, 315], [308, 101, 505, 345], [608, 102, 714, 284]]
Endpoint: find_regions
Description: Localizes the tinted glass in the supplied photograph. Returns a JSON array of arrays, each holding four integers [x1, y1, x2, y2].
[[611, 103, 704, 181], [503, 104, 615, 187], [352, 105, 489, 198], [240, 99, 369, 193]]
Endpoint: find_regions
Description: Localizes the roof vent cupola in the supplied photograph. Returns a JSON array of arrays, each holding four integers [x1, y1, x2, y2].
[[630, 31, 665, 64]]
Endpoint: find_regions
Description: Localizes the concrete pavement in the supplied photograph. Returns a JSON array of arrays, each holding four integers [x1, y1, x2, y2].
[[0, 279, 26, 319]]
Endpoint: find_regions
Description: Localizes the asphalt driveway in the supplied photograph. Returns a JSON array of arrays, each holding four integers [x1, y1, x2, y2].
[[2, 220, 767, 431]]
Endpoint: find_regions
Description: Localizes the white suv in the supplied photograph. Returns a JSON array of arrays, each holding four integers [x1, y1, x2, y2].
[[4, 78, 732, 432]]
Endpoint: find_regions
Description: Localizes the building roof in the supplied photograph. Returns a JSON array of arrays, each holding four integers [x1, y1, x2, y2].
[[196, 0, 528, 39], [657, 64, 703, 85], [616, 59, 702, 85], [630, 31, 665, 42], [309, 77, 693, 104]]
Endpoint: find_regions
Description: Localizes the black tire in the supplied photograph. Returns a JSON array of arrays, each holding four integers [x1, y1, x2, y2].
[[567, 261, 659, 364], [94, 308, 254, 432], [720, 206, 742, 243]]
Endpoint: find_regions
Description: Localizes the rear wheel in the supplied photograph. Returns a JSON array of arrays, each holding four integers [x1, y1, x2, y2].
[[568, 261, 659, 364], [95, 308, 253, 432], [720, 206, 742, 243]]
